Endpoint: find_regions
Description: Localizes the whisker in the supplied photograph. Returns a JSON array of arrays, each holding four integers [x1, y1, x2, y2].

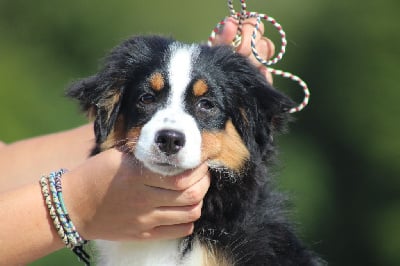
[[111, 137, 139, 154]]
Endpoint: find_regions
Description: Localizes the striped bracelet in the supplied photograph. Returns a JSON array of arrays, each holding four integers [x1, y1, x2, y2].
[[40, 169, 90, 266]]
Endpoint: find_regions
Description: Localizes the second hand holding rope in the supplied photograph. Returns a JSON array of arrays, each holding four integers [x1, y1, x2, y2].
[[208, 0, 310, 113]]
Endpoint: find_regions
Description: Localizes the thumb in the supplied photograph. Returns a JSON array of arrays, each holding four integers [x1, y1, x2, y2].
[[213, 17, 239, 45]]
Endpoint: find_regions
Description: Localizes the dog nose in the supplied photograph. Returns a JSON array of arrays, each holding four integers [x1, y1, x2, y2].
[[155, 129, 186, 155]]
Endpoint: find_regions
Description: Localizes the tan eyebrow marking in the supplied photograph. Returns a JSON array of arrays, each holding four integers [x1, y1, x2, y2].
[[193, 79, 209, 97], [149, 72, 165, 91]]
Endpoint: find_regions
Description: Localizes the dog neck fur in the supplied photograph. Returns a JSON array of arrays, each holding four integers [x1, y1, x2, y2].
[[95, 239, 206, 266]]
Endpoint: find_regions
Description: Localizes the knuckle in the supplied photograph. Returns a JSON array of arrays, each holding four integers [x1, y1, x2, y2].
[[269, 39, 276, 52], [182, 223, 195, 236], [132, 216, 151, 231], [187, 204, 202, 222], [187, 210, 201, 222], [172, 175, 189, 191], [244, 17, 257, 26], [185, 187, 203, 204], [266, 38, 276, 57], [136, 231, 152, 241], [237, 44, 252, 57]]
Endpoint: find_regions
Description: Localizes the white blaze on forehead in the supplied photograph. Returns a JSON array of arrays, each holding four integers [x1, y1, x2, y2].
[[134, 43, 203, 175], [167, 43, 200, 106]]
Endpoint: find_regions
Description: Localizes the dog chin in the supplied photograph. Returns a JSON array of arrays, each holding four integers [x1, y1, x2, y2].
[[135, 148, 201, 176], [142, 161, 188, 176]]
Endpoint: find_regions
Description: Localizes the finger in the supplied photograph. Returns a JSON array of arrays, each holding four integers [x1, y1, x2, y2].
[[145, 172, 210, 207], [153, 201, 203, 226], [122, 153, 197, 188], [236, 18, 265, 57], [139, 222, 195, 241], [259, 66, 274, 85], [213, 17, 239, 46], [169, 162, 210, 191], [247, 37, 276, 67], [142, 162, 209, 191], [172, 173, 210, 206]]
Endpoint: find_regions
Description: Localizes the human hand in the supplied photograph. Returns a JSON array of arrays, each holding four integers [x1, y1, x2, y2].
[[212, 17, 275, 84], [62, 148, 210, 242]]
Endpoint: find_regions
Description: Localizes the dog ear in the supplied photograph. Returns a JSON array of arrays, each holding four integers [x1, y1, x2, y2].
[[256, 83, 295, 132], [215, 46, 294, 133], [233, 65, 295, 135], [67, 74, 125, 143], [241, 80, 295, 161], [67, 36, 174, 144]]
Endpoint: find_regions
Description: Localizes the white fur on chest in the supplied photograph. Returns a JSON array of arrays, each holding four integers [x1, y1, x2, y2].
[[95, 239, 204, 266]]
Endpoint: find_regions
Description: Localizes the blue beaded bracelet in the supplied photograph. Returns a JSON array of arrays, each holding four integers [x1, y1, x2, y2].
[[40, 169, 90, 265]]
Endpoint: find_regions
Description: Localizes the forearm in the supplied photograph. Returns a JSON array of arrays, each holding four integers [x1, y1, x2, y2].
[[0, 124, 94, 192], [0, 182, 64, 264]]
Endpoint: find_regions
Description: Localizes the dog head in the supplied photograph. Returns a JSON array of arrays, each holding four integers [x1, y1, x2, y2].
[[68, 36, 294, 176]]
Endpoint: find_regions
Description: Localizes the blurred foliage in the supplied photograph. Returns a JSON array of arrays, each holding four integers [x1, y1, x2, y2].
[[0, 0, 399, 265]]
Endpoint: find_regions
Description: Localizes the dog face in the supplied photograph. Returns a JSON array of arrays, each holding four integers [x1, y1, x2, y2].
[[68, 36, 293, 176]]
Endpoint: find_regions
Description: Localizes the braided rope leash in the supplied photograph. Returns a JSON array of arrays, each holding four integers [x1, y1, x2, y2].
[[40, 169, 91, 266], [208, 0, 310, 113]]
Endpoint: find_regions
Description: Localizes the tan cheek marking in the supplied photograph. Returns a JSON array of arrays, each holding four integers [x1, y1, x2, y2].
[[201, 120, 250, 172], [193, 79, 208, 97], [100, 111, 142, 153], [201, 132, 223, 162], [149, 72, 164, 91], [124, 126, 142, 153], [100, 114, 126, 151]]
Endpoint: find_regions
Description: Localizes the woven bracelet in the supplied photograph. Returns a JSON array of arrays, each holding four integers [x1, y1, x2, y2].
[[40, 169, 90, 265], [40, 175, 71, 247]]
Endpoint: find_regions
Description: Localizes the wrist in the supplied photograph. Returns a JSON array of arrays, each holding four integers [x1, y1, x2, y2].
[[61, 169, 96, 240], [61, 151, 119, 241]]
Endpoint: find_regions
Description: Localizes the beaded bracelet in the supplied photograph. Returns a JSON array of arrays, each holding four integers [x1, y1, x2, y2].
[[40, 169, 90, 266]]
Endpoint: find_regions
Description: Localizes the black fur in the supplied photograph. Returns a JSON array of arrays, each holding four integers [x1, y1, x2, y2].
[[68, 35, 323, 265]]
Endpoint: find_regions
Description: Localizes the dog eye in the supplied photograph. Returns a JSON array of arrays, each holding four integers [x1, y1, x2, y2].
[[197, 99, 215, 110], [139, 93, 156, 104]]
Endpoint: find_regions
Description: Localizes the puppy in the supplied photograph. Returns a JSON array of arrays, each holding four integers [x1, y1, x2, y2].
[[68, 35, 322, 266]]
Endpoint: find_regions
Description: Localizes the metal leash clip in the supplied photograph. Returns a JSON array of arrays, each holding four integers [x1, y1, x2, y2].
[[208, 0, 310, 113]]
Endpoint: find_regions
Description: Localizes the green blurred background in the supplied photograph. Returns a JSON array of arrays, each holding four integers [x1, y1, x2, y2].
[[1, 0, 399, 265]]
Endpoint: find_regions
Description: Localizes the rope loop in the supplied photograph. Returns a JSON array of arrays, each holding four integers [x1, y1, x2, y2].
[[208, 0, 310, 113]]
